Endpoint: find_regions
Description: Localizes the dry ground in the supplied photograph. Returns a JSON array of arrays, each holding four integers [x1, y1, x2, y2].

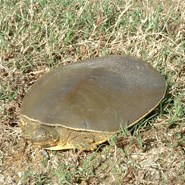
[[0, 0, 185, 184]]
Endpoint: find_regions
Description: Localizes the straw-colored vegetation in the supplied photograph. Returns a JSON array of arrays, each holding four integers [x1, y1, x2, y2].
[[1, 0, 184, 184]]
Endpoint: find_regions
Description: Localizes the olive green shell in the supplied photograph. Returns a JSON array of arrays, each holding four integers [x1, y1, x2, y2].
[[21, 55, 166, 132]]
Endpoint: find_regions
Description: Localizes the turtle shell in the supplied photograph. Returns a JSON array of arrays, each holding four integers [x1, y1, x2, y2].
[[21, 55, 166, 132]]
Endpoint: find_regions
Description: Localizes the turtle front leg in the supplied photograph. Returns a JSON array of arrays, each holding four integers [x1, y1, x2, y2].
[[68, 130, 112, 151], [68, 132, 98, 151]]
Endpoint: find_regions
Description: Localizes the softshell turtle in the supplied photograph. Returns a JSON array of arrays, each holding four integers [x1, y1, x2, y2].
[[21, 55, 166, 150]]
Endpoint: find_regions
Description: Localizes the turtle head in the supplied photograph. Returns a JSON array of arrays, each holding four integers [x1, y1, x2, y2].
[[28, 126, 60, 148], [21, 116, 60, 148]]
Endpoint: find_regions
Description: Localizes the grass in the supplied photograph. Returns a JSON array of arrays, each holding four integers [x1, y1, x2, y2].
[[1, 0, 185, 184]]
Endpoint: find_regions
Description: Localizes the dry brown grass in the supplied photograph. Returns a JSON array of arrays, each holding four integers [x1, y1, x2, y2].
[[1, 0, 185, 184]]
